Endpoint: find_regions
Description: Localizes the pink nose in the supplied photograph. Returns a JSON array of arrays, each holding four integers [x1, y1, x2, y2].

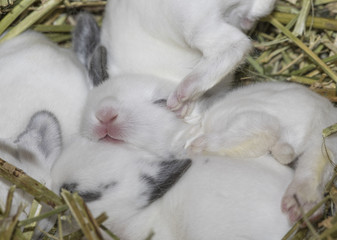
[[96, 108, 118, 124]]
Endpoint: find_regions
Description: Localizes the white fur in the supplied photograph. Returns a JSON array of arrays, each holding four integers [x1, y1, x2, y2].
[[81, 74, 337, 222], [80, 74, 188, 158], [100, 0, 276, 116], [0, 31, 89, 236], [0, 111, 62, 237], [185, 81, 337, 222], [0, 31, 89, 142], [51, 135, 292, 240]]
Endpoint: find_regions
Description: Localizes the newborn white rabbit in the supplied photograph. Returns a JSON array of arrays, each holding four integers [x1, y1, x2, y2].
[[186, 81, 337, 223], [187, 82, 337, 162], [0, 31, 88, 237], [0, 31, 89, 142], [0, 111, 62, 238], [99, 0, 277, 117], [79, 43, 337, 223], [51, 134, 292, 240]]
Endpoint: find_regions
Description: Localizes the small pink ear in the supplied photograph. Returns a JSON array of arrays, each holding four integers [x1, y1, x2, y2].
[[95, 107, 118, 124]]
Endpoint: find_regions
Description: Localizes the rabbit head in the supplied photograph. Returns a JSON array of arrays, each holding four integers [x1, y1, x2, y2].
[[0, 111, 62, 237]]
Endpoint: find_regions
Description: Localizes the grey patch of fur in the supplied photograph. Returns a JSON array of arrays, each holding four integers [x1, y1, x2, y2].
[[153, 99, 167, 107], [141, 159, 192, 205], [72, 12, 109, 86], [101, 181, 118, 190], [60, 182, 102, 202], [89, 45, 109, 86], [78, 191, 102, 202], [60, 183, 78, 194], [0, 141, 20, 162], [73, 12, 100, 66], [15, 110, 62, 159]]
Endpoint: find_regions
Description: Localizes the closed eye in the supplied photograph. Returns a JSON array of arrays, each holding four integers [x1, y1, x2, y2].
[[153, 99, 167, 106]]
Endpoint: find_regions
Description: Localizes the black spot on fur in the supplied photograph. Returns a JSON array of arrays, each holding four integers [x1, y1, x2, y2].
[[60, 182, 102, 202], [78, 191, 102, 202], [141, 159, 192, 205], [153, 99, 167, 107], [60, 183, 78, 194], [101, 181, 118, 190]]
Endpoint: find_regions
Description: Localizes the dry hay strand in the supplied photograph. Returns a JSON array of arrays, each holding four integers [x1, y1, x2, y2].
[[0, 157, 121, 240], [0, 0, 106, 46], [242, 0, 337, 103]]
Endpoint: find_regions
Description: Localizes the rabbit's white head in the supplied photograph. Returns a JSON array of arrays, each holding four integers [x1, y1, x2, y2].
[[72, 15, 188, 157], [81, 73, 188, 157], [0, 111, 62, 237], [0, 111, 62, 192]]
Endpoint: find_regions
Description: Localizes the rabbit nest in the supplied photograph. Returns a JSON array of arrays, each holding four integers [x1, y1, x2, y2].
[[1, 0, 337, 239]]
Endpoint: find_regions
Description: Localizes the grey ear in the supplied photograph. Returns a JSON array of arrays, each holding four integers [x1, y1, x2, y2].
[[88, 45, 109, 86], [15, 111, 62, 168], [72, 12, 109, 87], [72, 12, 100, 67], [141, 159, 192, 204]]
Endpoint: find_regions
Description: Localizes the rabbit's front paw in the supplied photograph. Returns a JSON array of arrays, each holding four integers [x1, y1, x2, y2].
[[167, 75, 203, 118]]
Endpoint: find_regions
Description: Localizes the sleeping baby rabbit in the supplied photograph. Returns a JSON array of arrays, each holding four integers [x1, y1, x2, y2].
[[51, 133, 292, 240], [97, 0, 277, 117], [0, 31, 89, 237], [186, 81, 337, 223], [79, 40, 337, 223], [0, 111, 62, 238], [0, 31, 89, 143]]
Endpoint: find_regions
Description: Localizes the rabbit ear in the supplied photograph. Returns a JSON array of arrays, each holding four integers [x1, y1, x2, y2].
[[15, 111, 62, 169], [142, 159, 192, 205], [72, 12, 100, 67], [88, 45, 109, 86], [72, 12, 109, 87]]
